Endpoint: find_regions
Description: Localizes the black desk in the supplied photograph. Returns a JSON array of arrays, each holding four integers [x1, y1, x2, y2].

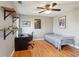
[[15, 35, 32, 51]]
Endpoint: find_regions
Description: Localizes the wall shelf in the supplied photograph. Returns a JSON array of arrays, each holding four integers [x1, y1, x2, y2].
[[12, 16, 19, 35], [4, 28, 12, 40], [1, 6, 18, 40], [12, 16, 19, 23], [2, 6, 16, 20]]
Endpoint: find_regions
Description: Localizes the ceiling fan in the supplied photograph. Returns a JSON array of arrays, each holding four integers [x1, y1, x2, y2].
[[18, 1, 22, 4], [37, 2, 61, 14]]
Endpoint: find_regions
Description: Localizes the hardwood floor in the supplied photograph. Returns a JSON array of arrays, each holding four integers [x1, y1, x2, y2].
[[13, 40, 79, 57]]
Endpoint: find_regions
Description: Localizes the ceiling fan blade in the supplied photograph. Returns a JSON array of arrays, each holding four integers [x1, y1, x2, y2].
[[52, 3, 57, 7], [37, 7, 45, 9], [52, 9, 61, 11], [18, 1, 22, 4], [38, 10, 45, 13]]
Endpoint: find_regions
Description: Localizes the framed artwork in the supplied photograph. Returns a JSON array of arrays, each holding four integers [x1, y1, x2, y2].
[[58, 16, 66, 29], [34, 19, 41, 29], [22, 21, 31, 27]]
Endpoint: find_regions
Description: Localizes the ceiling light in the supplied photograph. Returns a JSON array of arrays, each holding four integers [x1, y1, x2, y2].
[[44, 10, 52, 14]]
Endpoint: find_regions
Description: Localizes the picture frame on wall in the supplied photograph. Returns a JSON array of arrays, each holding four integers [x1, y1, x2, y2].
[[34, 19, 41, 29], [22, 21, 31, 27], [58, 16, 66, 29]]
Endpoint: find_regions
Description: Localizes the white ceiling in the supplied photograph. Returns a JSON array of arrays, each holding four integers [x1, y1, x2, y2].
[[12, 1, 79, 17]]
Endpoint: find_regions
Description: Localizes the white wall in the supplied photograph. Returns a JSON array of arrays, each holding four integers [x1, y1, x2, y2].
[[0, 2, 15, 56], [53, 8, 79, 47], [20, 15, 53, 40]]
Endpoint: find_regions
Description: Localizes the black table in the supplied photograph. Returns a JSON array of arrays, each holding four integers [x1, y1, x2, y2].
[[15, 35, 33, 51]]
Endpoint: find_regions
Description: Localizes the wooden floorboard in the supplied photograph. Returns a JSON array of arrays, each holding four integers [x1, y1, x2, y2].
[[13, 40, 79, 57]]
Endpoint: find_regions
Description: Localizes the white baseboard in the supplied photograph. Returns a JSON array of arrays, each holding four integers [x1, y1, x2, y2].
[[33, 38, 44, 41], [10, 50, 15, 57], [69, 44, 79, 49]]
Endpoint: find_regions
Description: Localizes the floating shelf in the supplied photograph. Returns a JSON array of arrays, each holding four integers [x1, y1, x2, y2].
[[12, 16, 19, 35], [2, 6, 18, 40], [0, 29, 4, 31], [12, 16, 19, 23], [12, 29, 17, 35], [2, 6, 16, 20], [4, 28, 12, 40]]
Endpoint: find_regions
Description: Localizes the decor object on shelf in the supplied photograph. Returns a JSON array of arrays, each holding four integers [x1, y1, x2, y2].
[[58, 16, 66, 29]]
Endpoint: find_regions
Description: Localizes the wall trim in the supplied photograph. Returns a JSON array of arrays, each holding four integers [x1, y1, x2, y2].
[[10, 50, 15, 57], [33, 38, 44, 41]]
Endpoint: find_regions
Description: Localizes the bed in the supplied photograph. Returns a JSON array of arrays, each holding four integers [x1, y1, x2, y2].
[[44, 33, 75, 50]]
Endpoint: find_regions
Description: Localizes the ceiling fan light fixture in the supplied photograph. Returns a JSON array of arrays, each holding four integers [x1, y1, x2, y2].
[[44, 10, 52, 14]]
